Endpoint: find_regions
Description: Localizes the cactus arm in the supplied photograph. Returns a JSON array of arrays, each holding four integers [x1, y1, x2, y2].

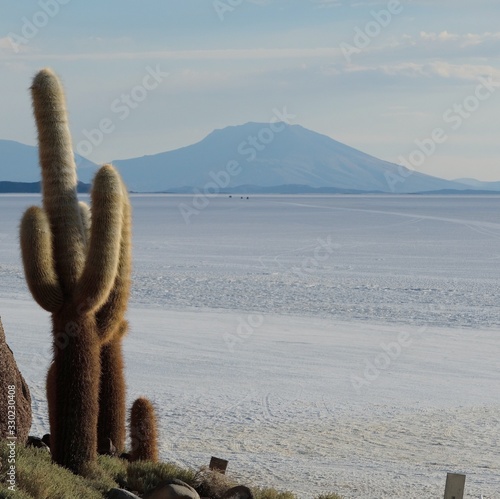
[[75, 165, 124, 313], [79, 201, 91, 248], [31, 68, 86, 292], [96, 180, 132, 342], [20, 206, 64, 313]]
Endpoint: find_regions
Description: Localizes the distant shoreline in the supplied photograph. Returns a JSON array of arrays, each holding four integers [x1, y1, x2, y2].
[[2, 181, 500, 196], [0, 181, 90, 194]]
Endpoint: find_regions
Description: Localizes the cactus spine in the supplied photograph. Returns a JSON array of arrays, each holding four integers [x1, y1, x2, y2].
[[130, 398, 159, 462], [20, 68, 131, 474]]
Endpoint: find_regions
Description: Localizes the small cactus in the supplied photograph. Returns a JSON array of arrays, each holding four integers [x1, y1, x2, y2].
[[130, 397, 159, 462]]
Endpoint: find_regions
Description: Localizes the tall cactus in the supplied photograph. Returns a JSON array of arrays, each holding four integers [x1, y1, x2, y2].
[[20, 68, 130, 474]]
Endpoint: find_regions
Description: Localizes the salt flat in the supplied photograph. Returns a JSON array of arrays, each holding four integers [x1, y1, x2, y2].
[[0, 194, 499, 498]]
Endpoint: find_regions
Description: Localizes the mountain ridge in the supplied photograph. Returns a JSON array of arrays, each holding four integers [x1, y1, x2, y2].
[[1, 124, 498, 194], [111, 122, 472, 193], [0, 139, 97, 184]]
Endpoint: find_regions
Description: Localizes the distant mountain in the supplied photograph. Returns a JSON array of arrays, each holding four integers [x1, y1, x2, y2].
[[113, 123, 473, 193], [0, 140, 97, 183], [454, 178, 500, 191], [1, 128, 498, 194]]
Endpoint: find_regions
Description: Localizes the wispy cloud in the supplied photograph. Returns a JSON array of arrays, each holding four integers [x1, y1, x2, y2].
[[383, 61, 499, 81], [0, 47, 344, 62], [334, 30, 500, 64], [418, 31, 500, 47], [0, 37, 17, 54], [338, 61, 500, 81]]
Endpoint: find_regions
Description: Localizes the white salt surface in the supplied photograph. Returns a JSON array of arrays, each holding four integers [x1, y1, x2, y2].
[[0, 194, 499, 498]]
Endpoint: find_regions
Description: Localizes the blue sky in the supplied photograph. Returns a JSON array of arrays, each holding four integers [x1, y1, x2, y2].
[[1, 0, 500, 180]]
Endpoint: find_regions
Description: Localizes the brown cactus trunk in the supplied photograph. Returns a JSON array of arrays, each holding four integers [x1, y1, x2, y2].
[[51, 308, 100, 473]]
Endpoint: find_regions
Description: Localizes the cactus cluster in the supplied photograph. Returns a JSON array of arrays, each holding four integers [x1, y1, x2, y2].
[[20, 68, 133, 473]]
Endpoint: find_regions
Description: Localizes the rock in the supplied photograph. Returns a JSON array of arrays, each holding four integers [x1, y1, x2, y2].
[[107, 489, 141, 499], [42, 433, 51, 447], [0, 318, 32, 444], [27, 436, 50, 451], [222, 486, 254, 499], [145, 479, 200, 499]]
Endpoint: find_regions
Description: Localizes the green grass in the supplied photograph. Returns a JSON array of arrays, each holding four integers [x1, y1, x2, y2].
[[252, 489, 298, 499], [0, 443, 343, 498], [0, 442, 108, 499], [126, 460, 197, 495]]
